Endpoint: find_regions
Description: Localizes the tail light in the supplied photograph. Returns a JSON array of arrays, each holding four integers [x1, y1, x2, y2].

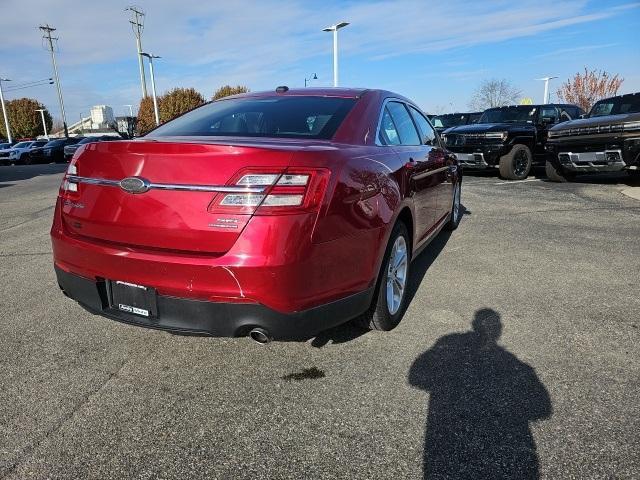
[[59, 146, 86, 199], [208, 167, 330, 215]]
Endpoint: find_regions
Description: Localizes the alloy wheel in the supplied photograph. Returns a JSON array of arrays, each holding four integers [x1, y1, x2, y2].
[[386, 235, 408, 315], [514, 150, 529, 176]]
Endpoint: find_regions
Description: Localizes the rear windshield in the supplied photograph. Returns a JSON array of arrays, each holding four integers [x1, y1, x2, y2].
[[589, 94, 640, 117], [147, 96, 357, 139]]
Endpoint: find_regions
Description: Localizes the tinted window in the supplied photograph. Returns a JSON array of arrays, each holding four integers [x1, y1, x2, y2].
[[45, 140, 65, 147], [13, 142, 31, 148], [379, 107, 401, 145], [408, 106, 437, 146], [540, 106, 558, 123], [147, 96, 357, 140], [480, 106, 537, 124], [32, 141, 47, 147], [590, 94, 640, 117], [387, 102, 421, 146]]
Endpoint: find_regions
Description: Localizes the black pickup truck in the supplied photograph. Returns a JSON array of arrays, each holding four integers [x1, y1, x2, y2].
[[441, 104, 584, 180], [545, 92, 640, 181]]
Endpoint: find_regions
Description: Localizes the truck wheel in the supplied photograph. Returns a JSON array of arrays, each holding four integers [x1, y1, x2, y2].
[[499, 144, 532, 180], [545, 160, 575, 182], [356, 221, 410, 332]]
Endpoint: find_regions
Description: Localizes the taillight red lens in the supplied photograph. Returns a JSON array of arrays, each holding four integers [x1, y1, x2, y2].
[[208, 167, 330, 216]]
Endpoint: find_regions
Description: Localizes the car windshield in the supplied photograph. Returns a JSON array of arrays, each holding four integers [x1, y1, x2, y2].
[[589, 95, 640, 117], [13, 142, 31, 148], [432, 114, 473, 129], [479, 106, 537, 124], [147, 96, 357, 139]]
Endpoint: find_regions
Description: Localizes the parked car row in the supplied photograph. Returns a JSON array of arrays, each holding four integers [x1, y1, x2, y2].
[[0, 135, 121, 165], [439, 92, 639, 181], [441, 103, 585, 180]]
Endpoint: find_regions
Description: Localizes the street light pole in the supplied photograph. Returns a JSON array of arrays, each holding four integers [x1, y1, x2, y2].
[[35, 109, 49, 139], [536, 76, 558, 104], [0, 78, 12, 143], [126, 6, 148, 98], [141, 53, 160, 126], [40, 24, 69, 137], [322, 22, 349, 87], [304, 73, 318, 87]]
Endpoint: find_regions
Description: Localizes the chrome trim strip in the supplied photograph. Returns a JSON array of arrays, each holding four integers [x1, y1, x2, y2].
[[413, 165, 449, 180], [66, 175, 267, 193]]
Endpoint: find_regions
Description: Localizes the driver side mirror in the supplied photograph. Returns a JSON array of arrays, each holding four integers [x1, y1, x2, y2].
[[541, 116, 555, 125]]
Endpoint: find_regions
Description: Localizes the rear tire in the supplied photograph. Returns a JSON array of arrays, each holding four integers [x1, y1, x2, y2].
[[356, 222, 410, 332], [545, 160, 575, 182], [444, 181, 462, 231], [499, 144, 532, 180]]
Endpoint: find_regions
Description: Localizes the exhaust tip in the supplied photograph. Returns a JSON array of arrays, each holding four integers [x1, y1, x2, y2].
[[249, 328, 272, 345]]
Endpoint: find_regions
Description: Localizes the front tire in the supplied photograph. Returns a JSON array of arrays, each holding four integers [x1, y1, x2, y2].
[[499, 144, 532, 180], [357, 222, 410, 331], [545, 160, 575, 182]]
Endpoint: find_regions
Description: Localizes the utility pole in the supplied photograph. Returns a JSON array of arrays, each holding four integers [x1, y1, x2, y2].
[[126, 6, 148, 98], [0, 78, 12, 143], [35, 109, 49, 139], [40, 24, 69, 137]]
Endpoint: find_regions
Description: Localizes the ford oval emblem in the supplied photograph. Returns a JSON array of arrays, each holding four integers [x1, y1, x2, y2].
[[119, 176, 150, 194]]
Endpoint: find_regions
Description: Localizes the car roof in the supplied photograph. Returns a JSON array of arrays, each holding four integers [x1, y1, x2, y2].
[[594, 91, 640, 103], [222, 87, 370, 100]]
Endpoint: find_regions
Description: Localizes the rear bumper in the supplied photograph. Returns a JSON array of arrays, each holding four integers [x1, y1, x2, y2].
[[56, 266, 374, 340]]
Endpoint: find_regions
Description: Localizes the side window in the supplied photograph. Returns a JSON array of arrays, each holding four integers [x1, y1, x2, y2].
[[540, 106, 558, 123], [408, 106, 437, 146], [379, 107, 401, 145], [386, 101, 421, 146]]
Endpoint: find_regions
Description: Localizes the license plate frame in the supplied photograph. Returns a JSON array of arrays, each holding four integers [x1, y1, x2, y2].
[[108, 280, 158, 318]]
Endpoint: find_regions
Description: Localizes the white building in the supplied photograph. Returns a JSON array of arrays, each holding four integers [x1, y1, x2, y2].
[[90, 105, 116, 129]]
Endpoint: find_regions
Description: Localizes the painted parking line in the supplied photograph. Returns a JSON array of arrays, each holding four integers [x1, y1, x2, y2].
[[493, 178, 543, 185]]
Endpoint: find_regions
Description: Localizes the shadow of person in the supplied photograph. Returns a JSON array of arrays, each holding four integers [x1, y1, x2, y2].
[[409, 309, 552, 479]]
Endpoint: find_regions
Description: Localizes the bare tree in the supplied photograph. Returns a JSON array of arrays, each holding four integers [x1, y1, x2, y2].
[[468, 79, 522, 110], [557, 68, 624, 112]]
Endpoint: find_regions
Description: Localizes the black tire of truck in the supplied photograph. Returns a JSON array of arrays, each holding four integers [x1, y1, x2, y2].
[[545, 160, 576, 182], [499, 144, 533, 180]]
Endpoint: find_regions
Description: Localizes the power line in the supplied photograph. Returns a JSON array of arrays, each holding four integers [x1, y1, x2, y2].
[[4, 79, 54, 92]]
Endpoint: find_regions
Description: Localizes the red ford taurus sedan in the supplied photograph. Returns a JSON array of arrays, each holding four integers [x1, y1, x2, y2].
[[51, 87, 461, 342]]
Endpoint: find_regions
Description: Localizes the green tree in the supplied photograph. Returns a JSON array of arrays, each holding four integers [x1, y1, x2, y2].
[[160, 87, 206, 124], [212, 85, 250, 100], [136, 96, 156, 136], [0, 98, 52, 139]]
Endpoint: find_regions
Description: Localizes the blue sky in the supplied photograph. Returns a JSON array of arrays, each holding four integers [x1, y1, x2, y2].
[[0, 0, 638, 122]]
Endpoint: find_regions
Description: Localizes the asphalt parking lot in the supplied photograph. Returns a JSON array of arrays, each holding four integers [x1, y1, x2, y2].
[[1, 164, 639, 479]]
